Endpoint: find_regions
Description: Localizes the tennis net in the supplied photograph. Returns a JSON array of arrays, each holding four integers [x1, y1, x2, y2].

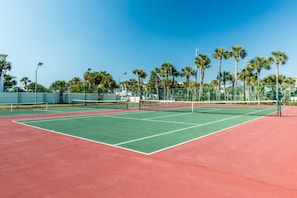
[[0, 102, 48, 112], [139, 100, 282, 116], [72, 99, 131, 110]]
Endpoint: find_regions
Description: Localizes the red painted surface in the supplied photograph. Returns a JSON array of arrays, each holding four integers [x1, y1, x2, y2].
[[1, 107, 297, 197]]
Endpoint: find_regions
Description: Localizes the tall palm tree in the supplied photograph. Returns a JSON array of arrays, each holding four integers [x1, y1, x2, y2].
[[212, 48, 228, 100], [4, 74, 17, 89], [239, 67, 255, 101], [20, 77, 31, 91], [150, 68, 160, 99], [0, 60, 11, 78], [181, 66, 196, 101], [171, 66, 179, 88], [0, 60, 12, 91], [271, 51, 288, 100], [221, 71, 231, 101], [100, 71, 116, 91], [263, 75, 277, 99], [284, 77, 296, 100], [160, 62, 174, 99], [195, 54, 211, 101], [248, 56, 273, 101], [226, 45, 247, 100], [133, 68, 147, 97]]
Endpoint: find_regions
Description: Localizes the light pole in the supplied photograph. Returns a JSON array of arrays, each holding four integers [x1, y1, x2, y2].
[[35, 62, 43, 106]]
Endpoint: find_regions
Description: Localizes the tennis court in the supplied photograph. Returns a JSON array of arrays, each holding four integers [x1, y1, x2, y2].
[[2, 100, 297, 197], [16, 100, 280, 154]]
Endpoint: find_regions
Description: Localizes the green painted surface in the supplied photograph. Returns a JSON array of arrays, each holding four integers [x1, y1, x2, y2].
[[18, 108, 276, 154]]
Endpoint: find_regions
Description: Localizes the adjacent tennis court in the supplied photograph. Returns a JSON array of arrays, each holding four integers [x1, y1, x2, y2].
[[16, 100, 280, 154]]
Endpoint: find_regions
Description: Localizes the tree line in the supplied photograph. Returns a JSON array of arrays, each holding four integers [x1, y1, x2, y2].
[[0, 45, 295, 101]]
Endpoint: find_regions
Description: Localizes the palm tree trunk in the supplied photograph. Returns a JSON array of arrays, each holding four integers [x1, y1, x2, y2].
[[234, 61, 238, 101], [217, 59, 221, 100], [138, 78, 141, 97], [257, 71, 260, 104], [276, 63, 279, 100], [199, 69, 204, 101]]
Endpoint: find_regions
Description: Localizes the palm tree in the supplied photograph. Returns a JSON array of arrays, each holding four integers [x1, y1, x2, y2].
[[221, 71, 231, 101], [248, 56, 273, 102], [271, 51, 288, 100], [49, 80, 67, 92], [151, 68, 161, 99], [20, 77, 32, 91], [160, 62, 174, 99], [226, 45, 247, 100], [100, 71, 116, 91], [0, 60, 12, 91], [239, 67, 256, 101], [68, 77, 83, 93], [4, 74, 17, 90], [171, 66, 179, 88], [195, 54, 211, 101], [212, 48, 228, 100], [284, 77, 296, 99], [181, 66, 196, 101], [133, 68, 147, 97], [0, 60, 11, 77], [263, 75, 277, 99]]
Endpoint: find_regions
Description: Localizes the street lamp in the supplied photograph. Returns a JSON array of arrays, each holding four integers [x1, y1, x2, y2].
[[35, 62, 43, 106]]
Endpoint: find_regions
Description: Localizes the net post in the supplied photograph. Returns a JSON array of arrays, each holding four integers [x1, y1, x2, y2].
[[191, 102, 194, 112], [46, 102, 48, 111], [277, 99, 282, 117], [10, 103, 12, 112]]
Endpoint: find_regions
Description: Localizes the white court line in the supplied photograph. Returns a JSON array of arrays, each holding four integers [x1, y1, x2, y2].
[[102, 114, 195, 125], [143, 112, 192, 120]]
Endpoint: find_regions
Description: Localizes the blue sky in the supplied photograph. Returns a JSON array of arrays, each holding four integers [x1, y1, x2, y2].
[[1, 0, 297, 88]]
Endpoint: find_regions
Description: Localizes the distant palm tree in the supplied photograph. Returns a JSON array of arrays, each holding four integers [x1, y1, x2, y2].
[[20, 77, 31, 91], [100, 72, 116, 91], [284, 77, 296, 99], [226, 45, 247, 100], [181, 66, 196, 100], [239, 67, 255, 101], [263, 75, 277, 99], [160, 62, 174, 99], [0, 60, 12, 91], [150, 68, 160, 99], [133, 68, 147, 97], [171, 66, 179, 88], [195, 54, 211, 101], [49, 80, 67, 92], [0, 60, 11, 78], [271, 51, 288, 99], [221, 71, 231, 101], [4, 74, 17, 88], [248, 56, 273, 102], [212, 48, 228, 100]]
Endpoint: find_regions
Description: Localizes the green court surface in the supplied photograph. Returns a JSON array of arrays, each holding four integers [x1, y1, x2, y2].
[[16, 108, 275, 154]]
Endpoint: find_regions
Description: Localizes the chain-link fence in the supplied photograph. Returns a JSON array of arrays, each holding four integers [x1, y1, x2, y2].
[[141, 85, 297, 104]]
